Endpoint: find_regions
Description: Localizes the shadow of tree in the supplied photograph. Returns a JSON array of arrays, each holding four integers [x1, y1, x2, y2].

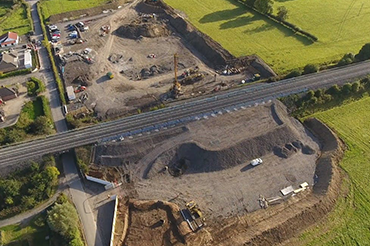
[[220, 15, 258, 29], [199, 7, 246, 23]]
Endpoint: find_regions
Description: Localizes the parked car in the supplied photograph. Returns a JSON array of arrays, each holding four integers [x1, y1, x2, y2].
[[52, 29, 60, 34], [48, 25, 58, 31], [52, 36, 60, 40], [52, 33, 61, 37], [68, 26, 76, 31], [250, 158, 263, 166], [76, 22, 84, 28]]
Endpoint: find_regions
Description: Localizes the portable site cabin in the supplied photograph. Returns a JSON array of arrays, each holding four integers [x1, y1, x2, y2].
[[24, 50, 32, 69], [66, 86, 76, 101]]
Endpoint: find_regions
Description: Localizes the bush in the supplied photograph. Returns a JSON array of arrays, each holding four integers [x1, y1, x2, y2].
[[326, 84, 341, 96], [285, 69, 301, 79], [342, 83, 352, 95], [303, 64, 319, 74], [355, 43, 370, 61]]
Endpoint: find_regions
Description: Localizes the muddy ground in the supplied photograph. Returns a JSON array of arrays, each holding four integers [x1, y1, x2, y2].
[[87, 100, 322, 246], [56, 1, 257, 120]]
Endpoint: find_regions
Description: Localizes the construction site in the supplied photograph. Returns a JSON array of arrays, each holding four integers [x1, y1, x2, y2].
[[54, 0, 275, 120], [83, 99, 343, 246]]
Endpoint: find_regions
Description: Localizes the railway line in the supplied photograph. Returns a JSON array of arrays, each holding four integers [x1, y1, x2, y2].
[[1, 60, 370, 167]]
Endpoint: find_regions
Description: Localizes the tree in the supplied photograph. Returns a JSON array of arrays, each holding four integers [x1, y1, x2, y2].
[[26, 81, 36, 96], [277, 6, 288, 21], [355, 43, 370, 61], [342, 83, 352, 95], [31, 116, 52, 135], [254, 0, 274, 14], [303, 64, 319, 74], [47, 202, 80, 241], [326, 84, 341, 95], [352, 81, 360, 92], [0, 128, 6, 144], [6, 129, 26, 143]]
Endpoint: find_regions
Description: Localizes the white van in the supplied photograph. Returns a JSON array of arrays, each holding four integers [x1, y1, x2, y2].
[[250, 158, 263, 166], [62, 105, 68, 115]]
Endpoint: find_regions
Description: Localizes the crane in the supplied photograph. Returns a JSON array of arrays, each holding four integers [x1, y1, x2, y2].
[[172, 53, 182, 98]]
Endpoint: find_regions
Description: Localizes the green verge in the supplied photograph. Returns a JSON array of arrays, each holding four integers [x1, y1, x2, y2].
[[0, 214, 50, 246], [39, 0, 110, 20], [37, 2, 66, 105], [295, 97, 370, 245]]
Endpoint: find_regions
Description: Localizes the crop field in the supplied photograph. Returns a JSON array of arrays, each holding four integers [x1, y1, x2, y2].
[[39, 0, 111, 19], [164, 0, 370, 74], [0, 4, 31, 35], [295, 97, 370, 245]]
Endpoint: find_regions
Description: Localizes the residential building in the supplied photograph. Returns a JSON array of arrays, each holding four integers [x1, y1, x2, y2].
[[24, 49, 32, 69], [0, 32, 19, 47], [0, 51, 19, 73], [0, 87, 17, 101]]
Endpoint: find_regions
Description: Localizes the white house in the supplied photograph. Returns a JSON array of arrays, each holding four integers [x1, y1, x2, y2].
[[0, 32, 19, 47]]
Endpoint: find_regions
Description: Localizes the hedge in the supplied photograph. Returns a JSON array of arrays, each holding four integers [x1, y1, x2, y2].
[[21, 0, 34, 33], [0, 68, 31, 79], [28, 77, 46, 95], [39, 95, 53, 123], [37, 2, 67, 105], [238, 0, 318, 42]]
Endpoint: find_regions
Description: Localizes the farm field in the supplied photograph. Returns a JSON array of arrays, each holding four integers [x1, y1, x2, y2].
[[293, 97, 370, 245], [39, 0, 111, 19], [164, 0, 370, 74], [0, 3, 31, 35]]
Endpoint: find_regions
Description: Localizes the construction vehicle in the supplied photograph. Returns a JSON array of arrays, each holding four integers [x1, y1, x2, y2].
[[182, 73, 205, 85], [107, 72, 114, 79], [74, 85, 86, 93], [171, 53, 182, 98], [180, 200, 205, 232]]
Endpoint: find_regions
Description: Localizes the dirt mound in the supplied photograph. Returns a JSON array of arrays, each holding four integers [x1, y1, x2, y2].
[[115, 19, 170, 39], [122, 199, 186, 246], [149, 125, 307, 178]]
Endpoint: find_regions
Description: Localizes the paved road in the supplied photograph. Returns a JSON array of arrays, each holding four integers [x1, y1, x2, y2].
[[1, 60, 370, 167], [26, 1, 103, 246]]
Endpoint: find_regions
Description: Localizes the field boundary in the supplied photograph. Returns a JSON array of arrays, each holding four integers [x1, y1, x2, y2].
[[237, 0, 318, 42]]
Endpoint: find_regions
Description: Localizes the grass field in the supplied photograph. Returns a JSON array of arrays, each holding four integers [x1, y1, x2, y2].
[[164, 0, 370, 74], [39, 0, 110, 19], [0, 214, 50, 246], [0, 3, 31, 36], [295, 97, 370, 245]]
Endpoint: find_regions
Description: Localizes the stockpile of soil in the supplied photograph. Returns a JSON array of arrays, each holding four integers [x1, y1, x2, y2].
[[115, 20, 170, 39], [123, 200, 185, 246], [149, 125, 315, 177]]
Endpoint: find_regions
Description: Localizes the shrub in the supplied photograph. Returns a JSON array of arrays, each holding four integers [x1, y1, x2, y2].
[[352, 81, 361, 92], [303, 64, 319, 74], [355, 43, 370, 61], [285, 69, 301, 79], [0, 68, 31, 79], [326, 84, 341, 95], [342, 83, 352, 95]]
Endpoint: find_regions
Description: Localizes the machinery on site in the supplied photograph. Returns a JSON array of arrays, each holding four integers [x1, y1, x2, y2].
[[180, 200, 205, 232], [107, 72, 114, 79], [74, 85, 86, 93], [171, 53, 182, 98]]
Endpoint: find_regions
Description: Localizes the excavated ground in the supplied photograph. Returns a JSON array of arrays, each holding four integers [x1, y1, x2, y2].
[[94, 100, 320, 220]]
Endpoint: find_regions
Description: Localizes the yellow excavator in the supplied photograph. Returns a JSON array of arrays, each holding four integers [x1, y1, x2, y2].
[[172, 53, 182, 98], [180, 200, 205, 232]]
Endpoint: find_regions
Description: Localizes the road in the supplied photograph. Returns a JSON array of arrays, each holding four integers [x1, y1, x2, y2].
[[1, 60, 370, 167], [26, 1, 103, 246]]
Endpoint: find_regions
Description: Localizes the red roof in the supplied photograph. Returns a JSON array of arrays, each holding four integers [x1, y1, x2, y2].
[[0, 32, 18, 45]]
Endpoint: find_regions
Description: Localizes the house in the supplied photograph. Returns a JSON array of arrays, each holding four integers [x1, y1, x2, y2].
[[0, 51, 19, 73], [24, 49, 32, 69], [0, 87, 17, 101], [0, 32, 19, 47]]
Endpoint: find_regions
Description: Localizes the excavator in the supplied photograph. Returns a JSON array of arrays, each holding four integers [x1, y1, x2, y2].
[[171, 53, 182, 98], [180, 200, 205, 232]]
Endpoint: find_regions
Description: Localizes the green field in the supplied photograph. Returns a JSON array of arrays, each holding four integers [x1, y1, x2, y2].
[[0, 4, 31, 35], [0, 215, 50, 246], [295, 97, 370, 245], [164, 0, 370, 74], [39, 0, 110, 19]]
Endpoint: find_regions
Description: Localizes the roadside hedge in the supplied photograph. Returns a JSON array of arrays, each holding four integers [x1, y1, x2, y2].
[[0, 68, 31, 79], [238, 0, 318, 42], [37, 2, 67, 105], [21, 0, 34, 33], [39, 95, 53, 127]]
